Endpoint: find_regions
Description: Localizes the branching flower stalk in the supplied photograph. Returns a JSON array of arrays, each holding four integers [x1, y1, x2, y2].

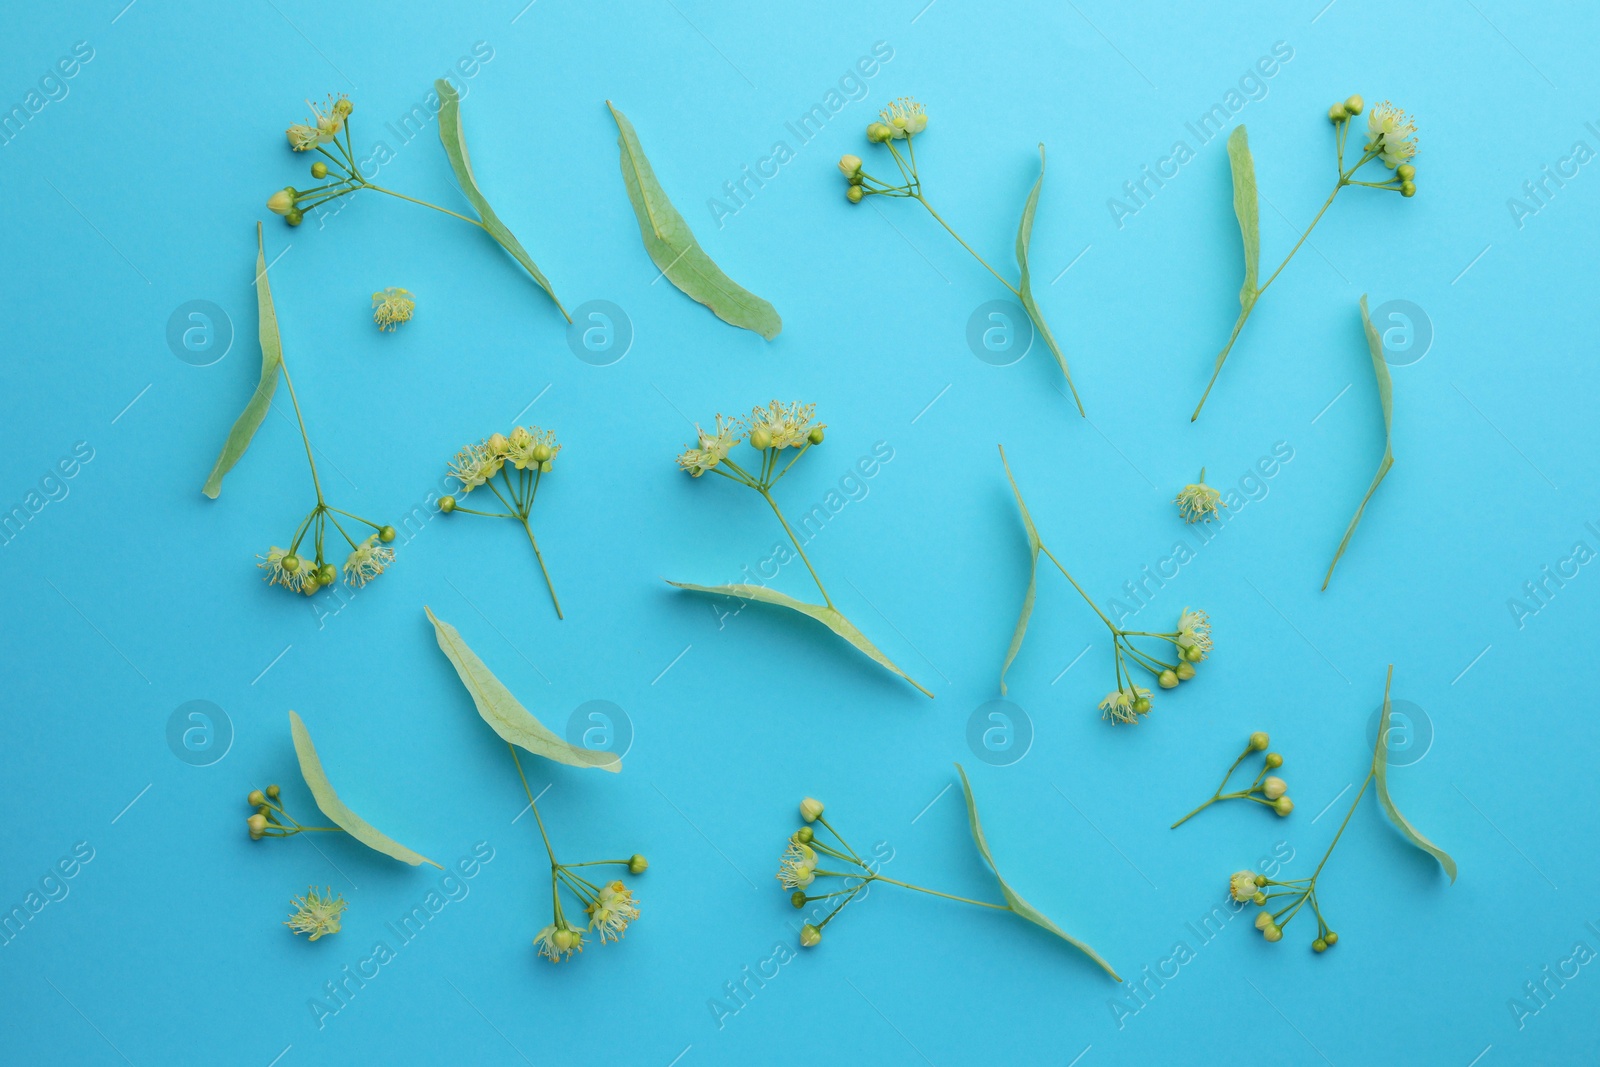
[[840, 98, 1083, 414], [1192, 95, 1418, 421], [438, 426, 564, 619], [505, 744, 647, 963], [1172, 731, 1292, 827], [245, 784, 341, 840]]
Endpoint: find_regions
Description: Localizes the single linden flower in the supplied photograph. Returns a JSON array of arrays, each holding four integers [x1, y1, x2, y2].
[[286, 123, 320, 152], [1177, 607, 1212, 658], [284, 887, 347, 941], [1098, 686, 1152, 725], [343, 535, 395, 588], [447, 440, 503, 493], [587, 880, 641, 943], [305, 95, 346, 144], [372, 287, 415, 332], [509, 425, 559, 471], [677, 414, 743, 477], [1229, 871, 1259, 902], [1365, 101, 1418, 169], [1173, 469, 1223, 523], [879, 96, 927, 139], [776, 836, 817, 889], [748, 400, 825, 450], [258, 546, 308, 593]]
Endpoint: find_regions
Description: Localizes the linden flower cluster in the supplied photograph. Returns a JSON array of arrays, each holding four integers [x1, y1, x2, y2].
[[285, 886, 348, 942], [1096, 608, 1214, 724], [258, 523, 396, 598], [244, 784, 342, 842], [1174, 468, 1224, 523], [438, 426, 565, 617], [1172, 731, 1293, 827]]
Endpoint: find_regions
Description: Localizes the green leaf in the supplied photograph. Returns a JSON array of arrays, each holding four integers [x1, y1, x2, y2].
[[287, 710, 441, 868], [955, 764, 1120, 980], [1015, 145, 1083, 416], [434, 79, 569, 322], [1371, 666, 1456, 881], [607, 102, 781, 340], [665, 581, 931, 697], [1322, 295, 1395, 590], [1227, 125, 1260, 308], [997, 445, 1042, 696], [425, 606, 620, 771], [202, 223, 282, 499]]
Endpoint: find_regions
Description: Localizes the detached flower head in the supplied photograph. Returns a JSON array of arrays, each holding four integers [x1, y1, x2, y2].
[[508, 425, 559, 471], [776, 836, 818, 888], [1174, 470, 1223, 523], [284, 887, 347, 941], [1229, 871, 1259, 903], [586, 880, 640, 943], [343, 535, 394, 588], [448, 440, 504, 493], [372, 288, 415, 332], [747, 400, 824, 450], [1098, 686, 1152, 725], [1177, 607, 1212, 658], [677, 415, 742, 477], [258, 546, 309, 593], [534, 923, 585, 963], [1365, 101, 1417, 169], [879, 97, 927, 138]]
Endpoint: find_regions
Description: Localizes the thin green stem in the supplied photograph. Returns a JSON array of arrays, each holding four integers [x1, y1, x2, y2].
[[760, 489, 832, 608], [870, 874, 1010, 911], [1038, 545, 1115, 629], [914, 195, 1019, 296], [276, 360, 324, 505], [508, 743, 559, 869], [521, 517, 563, 619], [365, 183, 486, 228]]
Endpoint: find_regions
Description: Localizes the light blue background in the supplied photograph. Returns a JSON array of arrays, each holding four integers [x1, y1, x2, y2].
[[1, 0, 1594, 1063]]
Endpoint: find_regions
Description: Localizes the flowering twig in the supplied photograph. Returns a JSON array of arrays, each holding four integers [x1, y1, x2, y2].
[[1172, 731, 1292, 827]]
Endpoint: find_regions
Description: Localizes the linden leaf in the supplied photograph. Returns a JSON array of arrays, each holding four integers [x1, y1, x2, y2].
[[435, 79, 569, 322], [1015, 145, 1083, 415], [1228, 125, 1261, 307], [955, 764, 1120, 980], [1323, 295, 1395, 589], [607, 102, 781, 340], [1372, 666, 1457, 881], [425, 607, 620, 770], [665, 581, 931, 697], [202, 223, 281, 498], [288, 711, 441, 868], [997, 445, 1042, 696]]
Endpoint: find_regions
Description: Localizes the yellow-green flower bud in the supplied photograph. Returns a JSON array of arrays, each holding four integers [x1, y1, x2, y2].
[[790, 890, 807, 909], [800, 797, 824, 823], [1175, 662, 1196, 681], [248, 789, 266, 807], [1132, 697, 1151, 713], [267, 188, 297, 215], [1400, 181, 1416, 198], [750, 427, 773, 451], [1252, 891, 1266, 905], [286, 210, 304, 227], [1254, 874, 1267, 886], [1344, 94, 1364, 115], [1249, 731, 1269, 751], [1312, 938, 1328, 952], [1323, 931, 1338, 945], [1263, 923, 1283, 942], [266, 784, 280, 799], [808, 427, 825, 445], [838, 154, 863, 180], [317, 563, 337, 586], [628, 854, 648, 875], [439, 495, 456, 513], [532, 443, 553, 463], [1273, 796, 1294, 817], [796, 826, 814, 843], [379, 525, 396, 543], [866, 122, 892, 143], [1396, 163, 1416, 181], [1158, 669, 1179, 689], [247, 813, 268, 835], [1264, 752, 1283, 769], [1262, 776, 1287, 800], [1255, 911, 1273, 930], [311, 161, 329, 179], [846, 185, 865, 204], [1328, 103, 1348, 122], [281, 554, 300, 573], [799, 923, 822, 947]]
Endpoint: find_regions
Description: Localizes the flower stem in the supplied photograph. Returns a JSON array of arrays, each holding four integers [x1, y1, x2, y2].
[[508, 743, 559, 869], [869, 874, 1010, 911], [365, 183, 486, 229], [276, 358, 324, 506], [760, 489, 833, 608], [521, 517, 563, 619], [914, 195, 1020, 297]]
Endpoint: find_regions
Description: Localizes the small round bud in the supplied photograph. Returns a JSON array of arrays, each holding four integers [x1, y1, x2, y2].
[[1396, 163, 1416, 181], [1273, 796, 1294, 817], [317, 563, 337, 585], [281, 554, 300, 573], [807, 427, 825, 445], [301, 576, 321, 595], [1263, 923, 1283, 942], [1328, 103, 1348, 122], [1344, 94, 1364, 115], [1262, 776, 1287, 801], [866, 122, 893, 143], [532, 443, 553, 463], [247, 813, 268, 834], [846, 185, 865, 204], [1312, 938, 1328, 953], [439, 495, 456, 513], [1400, 181, 1416, 198], [1254, 874, 1267, 886], [488, 432, 509, 453], [378, 525, 396, 543], [1254, 911, 1273, 930], [553, 928, 578, 951], [1182, 644, 1204, 662], [800, 797, 824, 823], [333, 98, 353, 118], [838, 153, 863, 179], [796, 826, 814, 843], [1251, 891, 1266, 905], [248, 789, 266, 807], [1249, 731, 1269, 751], [256, 804, 271, 816], [1132, 697, 1151, 713], [1323, 931, 1338, 946], [267, 188, 297, 215], [799, 923, 822, 947], [1175, 662, 1196, 681], [1264, 752, 1283, 769], [790, 890, 807, 909], [750, 427, 773, 451], [311, 161, 329, 179], [286, 210, 304, 227], [266, 784, 280, 799], [628, 854, 648, 875], [1158, 669, 1179, 689]]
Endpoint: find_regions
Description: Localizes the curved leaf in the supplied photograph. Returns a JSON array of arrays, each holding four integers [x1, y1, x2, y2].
[[202, 223, 281, 498], [434, 79, 569, 322], [1372, 666, 1456, 881], [1227, 125, 1260, 308], [288, 711, 441, 868], [607, 102, 781, 340], [1322, 295, 1395, 590], [955, 764, 1120, 980], [997, 445, 1042, 695], [425, 606, 619, 771], [666, 581, 931, 697], [1015, 145, 1083, 415]]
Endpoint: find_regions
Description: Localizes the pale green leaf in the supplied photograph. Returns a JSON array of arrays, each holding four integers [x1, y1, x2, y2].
[[1322, 295, 1395, 590], [607, 102, 782, 340], [1372, 667, 1457, 881], [1227, 125, 1260, 307], [202, 222, 281, 499], [288, 710, 441, 868], [434, 79, 569, 322], [997, 445, 1042, 696], [666, 581, 931, 697], [955, 764, 1120, 980], [1014, 145, 1083, 415], [426, 607, 620, 770]]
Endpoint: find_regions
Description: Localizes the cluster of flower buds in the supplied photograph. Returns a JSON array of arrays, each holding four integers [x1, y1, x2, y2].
[[1098, 607, 1213, 723], [1233, 869, 1340, 952], [258, 520, 396, 598], [267, 95, 355, 226], [837, 97, 929, 204], [1328, 94, 1417, 197], [1172, 731, 1292, 827], [676, 401, 825, 481], [533, 854, 648, 963], [245, 784, 341, 840]]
